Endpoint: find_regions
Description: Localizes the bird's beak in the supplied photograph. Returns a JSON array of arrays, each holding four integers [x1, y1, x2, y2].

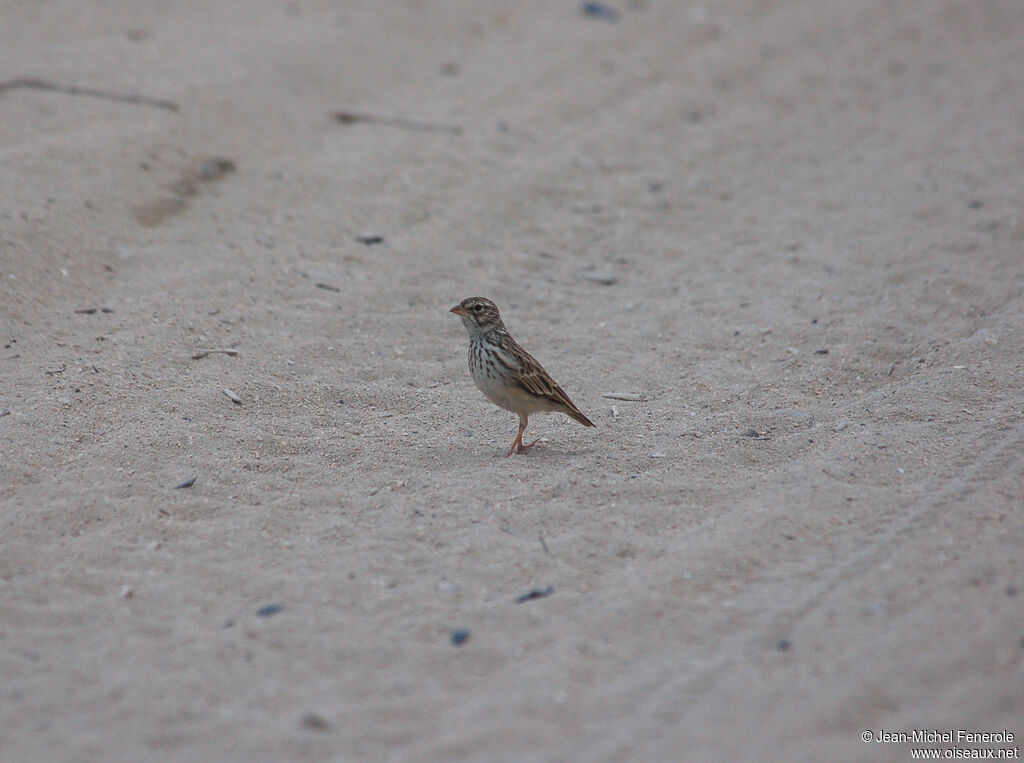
[[450, 305, 467, 316]]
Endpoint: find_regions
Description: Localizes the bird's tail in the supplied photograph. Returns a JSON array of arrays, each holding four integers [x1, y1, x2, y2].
[[566, 406, 595, 427]]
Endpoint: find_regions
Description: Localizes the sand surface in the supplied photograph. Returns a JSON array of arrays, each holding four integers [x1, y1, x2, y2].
[[2, 1, 1023, 760]]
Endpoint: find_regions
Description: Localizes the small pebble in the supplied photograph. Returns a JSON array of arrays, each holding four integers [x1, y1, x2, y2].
[[257, 604, 285, 618], [581, 1, 620, 21], [300, 713, 330, 732], [574, 268, 617, 285], [833, 420, 850, 433], [174, 476, 196, 489], [450, 628, 470, 646], [356, 232, 384, 245], [119, 586, 134, 600], [814, 348, 829, 355], [222, 387, 243, 405], [515, 586, 554, 604], [197, 157, 236, 180], [776, 639, 791, 652]]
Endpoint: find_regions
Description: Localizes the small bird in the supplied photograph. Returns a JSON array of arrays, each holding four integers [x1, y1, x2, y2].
[[450, 297, 595, 456]]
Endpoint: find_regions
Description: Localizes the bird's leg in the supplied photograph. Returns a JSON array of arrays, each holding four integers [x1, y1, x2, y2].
[[506, 419, 526, 456], [506, 416, 537, 456]]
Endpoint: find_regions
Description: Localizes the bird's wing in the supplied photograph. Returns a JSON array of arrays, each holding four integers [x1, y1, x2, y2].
[[489, 340, 523, 374], [509, 339, 595, 426]]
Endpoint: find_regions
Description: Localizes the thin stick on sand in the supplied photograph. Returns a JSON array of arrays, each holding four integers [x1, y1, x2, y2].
[[331, 110, 462, 135], [0, 77, 180, 112], [192, 348, 240, 360]]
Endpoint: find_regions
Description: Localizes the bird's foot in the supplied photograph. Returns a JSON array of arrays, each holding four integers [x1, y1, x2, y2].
[[512, 437, 542, 455]]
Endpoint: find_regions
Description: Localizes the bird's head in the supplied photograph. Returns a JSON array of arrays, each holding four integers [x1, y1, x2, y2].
[[450, 296, 504, 334]]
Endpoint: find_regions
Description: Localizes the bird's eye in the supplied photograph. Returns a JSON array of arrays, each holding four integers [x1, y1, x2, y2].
[[472, 304, 482, 312]]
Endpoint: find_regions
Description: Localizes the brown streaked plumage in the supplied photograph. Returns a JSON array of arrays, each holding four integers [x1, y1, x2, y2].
[[450, 297, 595, 456]]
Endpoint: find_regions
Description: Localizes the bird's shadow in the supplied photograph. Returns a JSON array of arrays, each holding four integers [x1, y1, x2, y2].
[[482, 439, 598, 463]]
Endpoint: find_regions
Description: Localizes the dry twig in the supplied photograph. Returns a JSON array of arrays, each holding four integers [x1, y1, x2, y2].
[[332, 110, 462, 135], [0, 77, 179, 112], [192, 348, 239, 359], [601, 392, 647, 402]]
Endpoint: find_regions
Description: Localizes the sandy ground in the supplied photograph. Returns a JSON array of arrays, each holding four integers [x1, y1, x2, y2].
[[2, 1, 1023, 760]]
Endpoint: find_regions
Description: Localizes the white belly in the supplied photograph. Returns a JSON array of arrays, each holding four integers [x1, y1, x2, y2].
[[474, 371, 528, 413], [468, 342, 554, 416]]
